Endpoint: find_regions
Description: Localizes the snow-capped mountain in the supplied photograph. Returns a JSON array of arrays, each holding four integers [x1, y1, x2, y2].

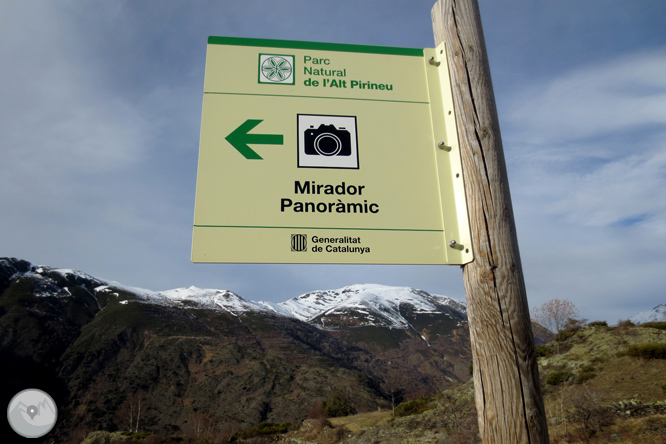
[[3, 257, 427, 440], [630, 304, 666, 324], [97, 284, 268, 315], [261, 284, 467, 332], [1, 258, 269, 315], [2, 258, 466, 332]]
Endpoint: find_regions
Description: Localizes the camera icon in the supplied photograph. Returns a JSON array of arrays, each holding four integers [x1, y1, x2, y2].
[[304, 124, 352, 157], [298, 115, 358, 169]]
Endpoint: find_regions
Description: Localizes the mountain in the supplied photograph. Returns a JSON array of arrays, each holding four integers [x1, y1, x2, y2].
[[262, 284, 474, 395], [0, 257, 474, 442], [630, 303, 666, 324], [264, 284, 467, 333]]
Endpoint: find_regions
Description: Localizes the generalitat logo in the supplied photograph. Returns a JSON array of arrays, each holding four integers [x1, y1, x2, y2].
[[7, 389, 58, 438], [291, 234, 307, 252]]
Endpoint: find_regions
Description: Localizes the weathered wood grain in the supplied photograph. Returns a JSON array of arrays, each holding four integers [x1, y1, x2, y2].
[[431, 1, 549, 443]]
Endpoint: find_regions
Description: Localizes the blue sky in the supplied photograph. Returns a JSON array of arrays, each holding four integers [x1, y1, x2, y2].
[[1, 0, 665, 324]]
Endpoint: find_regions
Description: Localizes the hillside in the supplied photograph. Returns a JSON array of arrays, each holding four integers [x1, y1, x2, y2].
[[0, 258, 475, 442], [307, 322, 666, 444], [0, 257, 577, 443], [266, 284, 475, 396]]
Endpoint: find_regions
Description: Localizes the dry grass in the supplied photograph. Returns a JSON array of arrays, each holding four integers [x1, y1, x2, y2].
[[548, 414, 666, 444], [284, 324, 666, 444], [328, 410, 392, 433]]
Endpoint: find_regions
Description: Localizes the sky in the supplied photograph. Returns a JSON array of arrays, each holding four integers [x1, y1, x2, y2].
[[1, 0, 665, 325]]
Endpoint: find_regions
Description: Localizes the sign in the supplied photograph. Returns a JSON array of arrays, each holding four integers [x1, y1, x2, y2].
[[192, 36, 472, 265]]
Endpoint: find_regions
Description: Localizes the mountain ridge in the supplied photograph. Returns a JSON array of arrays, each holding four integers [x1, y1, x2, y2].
[[5, 258, 657, 328], [1, 258, 468, 333]]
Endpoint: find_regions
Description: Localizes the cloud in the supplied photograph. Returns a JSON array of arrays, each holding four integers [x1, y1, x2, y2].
[[500, 48, 666, 322], [0, 2, 151, 211], [505, 48, 666, 227], [506, 47, 666, 146]]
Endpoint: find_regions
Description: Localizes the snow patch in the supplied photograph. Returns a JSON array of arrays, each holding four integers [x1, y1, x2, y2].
[[276, 284, 466, 330], [4, 260, 468, 328], [630, 304, 666, 324]]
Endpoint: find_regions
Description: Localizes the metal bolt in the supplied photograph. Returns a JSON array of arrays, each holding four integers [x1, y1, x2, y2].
[[449, 240, 457, 248], [428, 56, 441, 66], [438, 141, 451, 151]]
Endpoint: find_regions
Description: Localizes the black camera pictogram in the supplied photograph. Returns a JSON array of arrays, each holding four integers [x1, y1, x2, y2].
[[304, 124, 352, 156]]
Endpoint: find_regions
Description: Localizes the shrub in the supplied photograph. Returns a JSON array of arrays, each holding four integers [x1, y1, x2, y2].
[[234, 421, 291, 439], [535, 345, 552, 358], [307, 402, 326, 419], [435, 391, 476, 430], [545, 370, 573, 386], [323, 392, 356, 418], [616, 319, 635, 328], [123, 432, 151, 441], [81, 431, 128, 444], [626, 343, 666, 359], [555, 326, 580, 342], [566, 390, 614, 437], [639, 322, 666, 331], [574, 364, 596, 384], [587, 321, 608, 328], [394, 397, 433, 417]]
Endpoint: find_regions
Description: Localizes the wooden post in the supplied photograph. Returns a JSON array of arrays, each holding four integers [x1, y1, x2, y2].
[[431, 1, 550, 443]]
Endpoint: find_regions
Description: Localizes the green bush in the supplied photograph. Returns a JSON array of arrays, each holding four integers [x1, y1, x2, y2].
[[545, 370, 573, 386], [323, 392, 356, 418], [626, 343, 666, 359], [587, 321, 608, 328], [574, 364, 596, 384], [234, 421, 291, 439], [123, 432, 151, 441], [535, 345, 552, 358], [394, 397, 433, 417], [639, 322, 666, 331]]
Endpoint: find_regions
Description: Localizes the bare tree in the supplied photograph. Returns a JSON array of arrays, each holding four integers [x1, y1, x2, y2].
[[381, 367, 405, 416], [115, 390, 149, 433], [532, 299, 579, 333]]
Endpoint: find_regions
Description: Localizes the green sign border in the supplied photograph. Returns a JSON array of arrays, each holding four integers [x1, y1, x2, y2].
[[208, 36, 424, 57]]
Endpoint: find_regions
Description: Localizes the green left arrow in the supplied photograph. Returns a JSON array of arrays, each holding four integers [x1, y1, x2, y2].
[[225, 119, 284, 160]]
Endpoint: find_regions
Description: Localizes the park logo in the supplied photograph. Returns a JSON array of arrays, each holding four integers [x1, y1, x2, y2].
[[258, 54, 295, 85]]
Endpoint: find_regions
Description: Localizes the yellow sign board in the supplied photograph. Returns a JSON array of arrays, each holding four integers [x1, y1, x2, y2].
[[192, 37, 472, 265]]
